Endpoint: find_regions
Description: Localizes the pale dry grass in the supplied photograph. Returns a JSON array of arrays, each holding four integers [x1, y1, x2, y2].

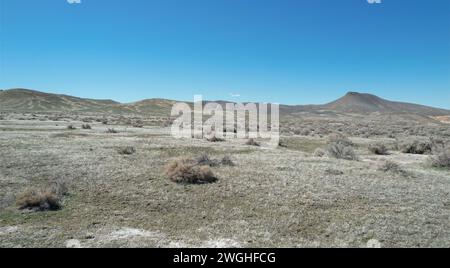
[[1, 113, 450, 248]]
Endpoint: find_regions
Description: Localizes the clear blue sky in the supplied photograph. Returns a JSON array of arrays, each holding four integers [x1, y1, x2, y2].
[[0, 0, 449, 108]]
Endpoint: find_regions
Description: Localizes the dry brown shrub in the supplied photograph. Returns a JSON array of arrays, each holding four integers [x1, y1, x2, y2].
[[378, 160, 405, 174], [16, 189, 61, 211], [207, 136, 225, 142], [16, 178, 70, 211], [369, 143, 389, 155], [430, 149, 450, 169], [327, 133, 353, 146], [164, 158, 217, 184], [118, 146, 136, 155], [327, 142, 358, 161], [399, 139, 432, 155]]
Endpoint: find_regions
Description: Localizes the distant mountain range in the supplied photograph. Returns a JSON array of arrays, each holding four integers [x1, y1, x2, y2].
[[1, 88, 449, 117]]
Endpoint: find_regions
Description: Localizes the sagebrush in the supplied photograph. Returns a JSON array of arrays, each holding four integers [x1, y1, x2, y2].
[[164, 158, 217, 184], [369, 143, 389, 155], [327, 142, 358, 160], [430, 149, 450, 169], [399, 139, 432, 155], [379, 160, 404, 174]]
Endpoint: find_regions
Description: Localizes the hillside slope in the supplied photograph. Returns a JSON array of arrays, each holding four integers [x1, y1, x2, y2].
[[0, 89, 121, 113], [320, 92, 450, 116], [1, 89, 449, 117], [0, 89, 174, 115]]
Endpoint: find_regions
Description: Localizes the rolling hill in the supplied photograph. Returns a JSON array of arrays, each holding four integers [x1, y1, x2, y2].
[[0, 89, 121, 113], [1, 88, 449, 117], [319, 92, 450, 116], [0, 89, 175, 116]]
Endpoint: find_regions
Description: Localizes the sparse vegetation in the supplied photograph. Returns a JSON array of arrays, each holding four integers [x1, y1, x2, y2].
[[369, 143, 389, 155], [2, 92, 450, 247], [379, 160, 404, 174], [16, 179, 68, 212], [313, 148, 326, 157], [164, 158, 217, 184], [118, 146, 136, 155], [325, 168, 344, 176], [16, 189, 60, 211], [207, 136, 225, 142], [196, 154, 219, 167], [49, 178, 70, 197], [399, 139, 432, 155], [327, 142, 358, 160], [195, 154, 235, 167], [328, 133, 353, 146], [1, 193, 14, 209], [430, 149, 450, 169], [220, 155, 235, 166], [430, 137, 447, 152], [133, 120, 144, 128], [1, 113, 450, 248]]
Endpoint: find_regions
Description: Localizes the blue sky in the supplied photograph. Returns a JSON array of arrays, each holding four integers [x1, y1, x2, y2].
[[0, 0, 449, 108]]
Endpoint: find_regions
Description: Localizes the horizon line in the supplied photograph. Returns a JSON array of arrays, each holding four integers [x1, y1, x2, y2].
[[1, 87, 449, 111]]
